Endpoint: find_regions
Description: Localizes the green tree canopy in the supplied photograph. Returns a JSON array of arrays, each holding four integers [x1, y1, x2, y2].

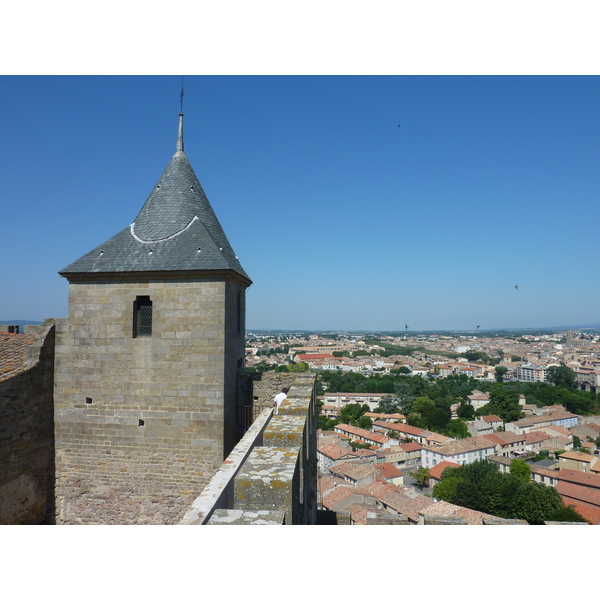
[[432, 476, 462, 501], [510, 483, 563, 525], [487, 385, 522, 422], [479, 472, 524, 518], [509, 459, 532, 483], [449, 479, 486, 512], [495, 366, 508, 382], [547, 365, 577, 390], [412, 467, 431, 488], [457, 402, 475, 420]]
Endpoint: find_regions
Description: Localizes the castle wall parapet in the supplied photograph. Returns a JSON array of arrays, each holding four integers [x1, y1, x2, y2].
[[179, 372, 317, 525]]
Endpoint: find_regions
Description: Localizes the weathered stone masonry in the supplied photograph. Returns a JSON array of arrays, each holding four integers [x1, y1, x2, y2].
[[180, 372, 318, 525], [50, 111, 252, 524], [53, 277, 247, 524], [0, 325, 55, 524]]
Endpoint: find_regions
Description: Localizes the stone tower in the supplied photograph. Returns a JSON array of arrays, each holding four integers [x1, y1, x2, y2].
[[54, 112, 252, 524]]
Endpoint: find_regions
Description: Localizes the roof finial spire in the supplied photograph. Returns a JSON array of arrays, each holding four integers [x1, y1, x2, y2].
[[176, 77, 184, 155], [180, 76, 184, 112]]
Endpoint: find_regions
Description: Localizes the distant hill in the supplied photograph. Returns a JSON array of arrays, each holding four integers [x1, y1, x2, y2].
[[0, 320, 44, 328]]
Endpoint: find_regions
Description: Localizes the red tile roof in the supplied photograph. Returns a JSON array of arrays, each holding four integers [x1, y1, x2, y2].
[[556, 481, 600, 508], [481, 415, 503, 422], [399, 442, 423, 452], [0, 332, 37, 382], [429, 460, 460, 481], [374, 463, 404, 480], [379, 491, 434, 522], [557, 468, 600, 489], [419, 500, 496, 525], [561, 499, 600, 525]]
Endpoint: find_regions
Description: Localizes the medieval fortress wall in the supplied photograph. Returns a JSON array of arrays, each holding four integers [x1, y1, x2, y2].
[[0, 111, 316, 525], [0, 325, 55, 524], [52, 278, 246, 524]]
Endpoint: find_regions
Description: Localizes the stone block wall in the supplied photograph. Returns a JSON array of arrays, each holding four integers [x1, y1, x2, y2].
[[232, 373, 317, 524], [53, 276, 246, 524], [0, 325, 55, 524], [180, 372, 318, 525], [251, 372, 297, 406]]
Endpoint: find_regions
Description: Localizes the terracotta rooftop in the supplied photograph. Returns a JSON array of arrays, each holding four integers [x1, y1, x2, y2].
[[330, 462, 376, 482], [557, 468, 600, 489], [556, 481, 600, 508], [374, 463, 404, 480], [561, 499, 600, 525], [355, 481, 404, 500], [322, 485, 361, 510], [348, 504, 395, 525], [419, 500, 496, 525], [399, 442, 423, 452], [318, 443, 356, 460], [0, 332, 37, 383], [524, 431, 552, 444], [334, 423, 390, 445], [429, 460, 460, 481], [481, 415, 503, 422], [482, 431, 526, 446], [558, 451, 596, 463], [379, 491, 434, 522], [428, 436, 497, 456], [374, 421, 426, 437]]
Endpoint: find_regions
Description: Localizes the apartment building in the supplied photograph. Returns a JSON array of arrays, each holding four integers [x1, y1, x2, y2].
[[421, 437, 498, 469]]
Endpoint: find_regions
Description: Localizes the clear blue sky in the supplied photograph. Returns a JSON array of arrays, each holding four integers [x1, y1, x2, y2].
[[1, 75, 599, 331]]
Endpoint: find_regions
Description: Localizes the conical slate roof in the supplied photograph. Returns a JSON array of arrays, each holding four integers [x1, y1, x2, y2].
[[60, 114, 251, 285]]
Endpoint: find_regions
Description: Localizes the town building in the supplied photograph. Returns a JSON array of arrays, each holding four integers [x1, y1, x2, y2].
[[421, 436, 498, 469]]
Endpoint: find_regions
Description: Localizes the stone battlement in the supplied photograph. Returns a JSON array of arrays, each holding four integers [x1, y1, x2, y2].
[[179, 372, 317, 525]]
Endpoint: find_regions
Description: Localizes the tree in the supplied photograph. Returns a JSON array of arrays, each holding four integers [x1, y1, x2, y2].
[[412, 467, 431, 488], [432, 476, 462, 501], [409, 396, 436, 427], [510, 482, 563, 524], [457, 402, 475, 420], [376, 395, 402, 414], [479, 472, 524, 518], [338, 403, 370, 426], [546, 506, 590, 523], [487, 385, 522, 422], [357, 415, 373, 430], [509, 459, 531, 483], [449, 479, 486, 512], [573, 435, 582, 449], [494, 366, 508, 382], [547, 365, 577, 390]]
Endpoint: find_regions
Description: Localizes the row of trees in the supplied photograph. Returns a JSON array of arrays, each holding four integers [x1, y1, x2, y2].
[[246, 361, 309, 374], [430, 460, 588, 524], [316, 365, 599, 435], [317, 402, 372, 431]]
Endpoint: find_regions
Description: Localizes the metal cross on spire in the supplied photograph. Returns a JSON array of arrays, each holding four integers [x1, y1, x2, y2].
[[180, 76, 184, 113]]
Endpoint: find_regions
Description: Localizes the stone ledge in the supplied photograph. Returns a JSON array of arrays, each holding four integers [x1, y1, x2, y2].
[[234, 446, 299, 520], [177, 405, 273, 525], [207, 509, 285, 525], [263, 415, 305, 448]]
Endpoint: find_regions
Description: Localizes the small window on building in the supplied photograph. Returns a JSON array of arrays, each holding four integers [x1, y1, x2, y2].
[[133, 296, 153, 337]]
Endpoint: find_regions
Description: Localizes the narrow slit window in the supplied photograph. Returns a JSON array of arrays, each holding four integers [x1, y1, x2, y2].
[[133, 296, 153, 337]]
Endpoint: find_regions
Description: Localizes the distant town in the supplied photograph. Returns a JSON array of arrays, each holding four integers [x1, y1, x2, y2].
[[246, 328, 600, 524], [245, 328, 600, 386]]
